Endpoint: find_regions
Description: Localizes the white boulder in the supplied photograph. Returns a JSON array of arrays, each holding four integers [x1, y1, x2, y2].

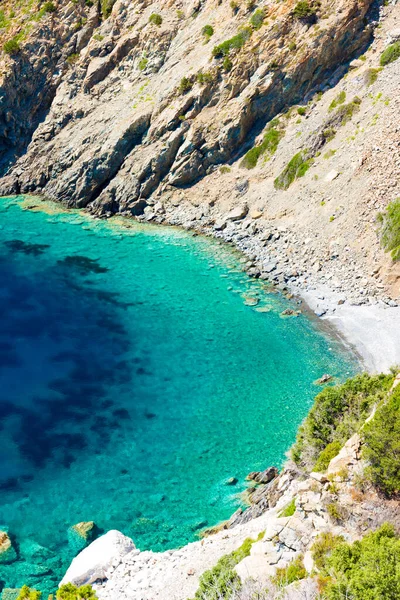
[[59, 530, 135, 587]]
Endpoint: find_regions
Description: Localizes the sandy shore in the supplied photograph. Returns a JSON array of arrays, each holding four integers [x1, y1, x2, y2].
[[299, 285, 400, 374]]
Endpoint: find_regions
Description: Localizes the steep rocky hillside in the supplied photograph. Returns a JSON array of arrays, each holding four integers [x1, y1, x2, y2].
[[1, 0, 399, 309]]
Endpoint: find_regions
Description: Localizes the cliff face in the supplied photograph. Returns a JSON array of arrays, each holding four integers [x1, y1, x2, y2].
[[0, 0, 375, 210]]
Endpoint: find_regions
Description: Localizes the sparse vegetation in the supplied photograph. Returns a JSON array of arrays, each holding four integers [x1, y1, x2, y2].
[[328, 90, 346, 112], [271, 556, 306, 587], [292, 1, 317, 22], [291, 373, 395, 470], [193, 534, 263, 599], [377, 199, 400, 261], [149, 13, 162, 26], [101, 0, 116, 19], [380, 42, 400, 66], [241, 122, 284, 169], [138, 56, 148, 71], [313, 440, 342, 472], [297, 106, 306, 116], [223, 56, 233, 72], [3, 36, 21, 54], [202, 24, 214, 40], [16, 586, 41, 600], [212, 26, 252, 58], [278, 498, 296, 517], [249, 8, 264, 30], [364, 67, 381, 87], [179, 76, 193, 94], [56, 584, 98, 599], [274, 150, 313, 190]]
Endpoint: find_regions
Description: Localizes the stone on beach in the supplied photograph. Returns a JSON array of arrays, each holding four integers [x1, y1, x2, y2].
[[60, 530, 135, 586]]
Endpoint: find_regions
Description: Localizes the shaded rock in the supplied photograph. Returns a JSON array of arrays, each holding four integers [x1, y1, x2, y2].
[[314, 373, 333, 385], [225, 477, 238, 486], [60, 530, 135, 586], [226, 205, 248, 221]]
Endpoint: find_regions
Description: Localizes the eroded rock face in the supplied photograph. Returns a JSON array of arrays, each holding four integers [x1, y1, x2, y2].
[[0, 531, 17, 564], [0, 0, 375, 212], [60, 529, 135, 587]]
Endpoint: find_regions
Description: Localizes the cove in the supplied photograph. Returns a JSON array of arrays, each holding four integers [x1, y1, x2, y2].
[[0, 196, 357, 595]]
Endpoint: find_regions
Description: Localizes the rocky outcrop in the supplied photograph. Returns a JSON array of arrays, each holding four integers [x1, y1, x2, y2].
[[0, 0, 375, 211], [60, 530, 135, 587]]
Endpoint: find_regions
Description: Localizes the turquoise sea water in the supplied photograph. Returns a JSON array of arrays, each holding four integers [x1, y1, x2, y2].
[[0, 196, 358, 594]]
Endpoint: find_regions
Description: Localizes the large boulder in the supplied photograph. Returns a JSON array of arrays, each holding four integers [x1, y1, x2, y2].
[[59, 530, 135, 586]]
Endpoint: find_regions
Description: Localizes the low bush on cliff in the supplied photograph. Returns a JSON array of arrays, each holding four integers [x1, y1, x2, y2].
[[101, 0, 116, 19], [149, 13, 162, 26], [212, 27, 252, 58], [17, 586, 41, 600], [15, 584, 97, 600], [193, 534, 263, 599], [249, 8, 265, 30], [313, 524, 400, 599], [241, 122, 284, 169], [292, 1, 317, 22], [363, 384, 400, 496], [274, 150, 313, 190], [378, 199, 400, 261], [3, 36, 21, 54], [291, 373, 395, 470], [312, 440, 342, 472], [271, 556, 306, 587], [380, 42, 400, 66]]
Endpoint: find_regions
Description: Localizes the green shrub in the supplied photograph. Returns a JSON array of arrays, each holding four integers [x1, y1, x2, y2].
[[66, 53, 79, 64], [101, 0, 116, 18], [149, 13, 162, 26], [377, 199, 400, 261], [272, 556, 306, 587], [138, 56, 148, 71], [313, 440, 342, 472], [3, 37, 21, 55], [56, 584, 98, 599], [326, 501, 345, 523], [249, 8, 264, 30], [212, 27, 252, 58], [311, 531, 345, 570], [329, 90, 346, 111], [318, 524, 400, 599], [364, 385, 400, 495], [179, 76, 193, 94], [278, 497, 296, 517], [292, 1, 317, 21], [274, 150, 313, 190], [202, 24, 214, 38], [193, 535, 262, 599], [223, 56, 233, 71], [297, 106, 306, 116], [196, 70, 214, 84], [380, 42, 400, 66], [290, 373, 394, 469], [333, 96, 361, 125], [364, 67, 381, 87], [17, 586, 41, 600], [240, 125, 284, 169]]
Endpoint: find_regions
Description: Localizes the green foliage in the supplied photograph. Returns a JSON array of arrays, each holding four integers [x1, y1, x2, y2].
[[297, 106, 306, 116], [241, 124, 284, 169], [313, 440, 342, 472], [41, 2, 56, 13], [292, 1, 317, 21], [138, 56, 148, 71], [230, 0, 239, 15], [334, 96, 361, 125], [317, 524, 400, 599], [196, 70, 214, 84], [311, 531, 345, 570], [364, 67, 381, 87], [212, 27, 252, 58], [3, 37, 21, 54], [364, 385, 400, 495], [179, 76, 193, 94], [202, 24, 214, 38], [274, 150, 313, 190], [380, 42, 400, 66], [290, 373, 394, 469], [272, 556, 306, 587], [149, 13, 162, 26], [378, 199, 400, 261], [17, 586, 41, 600], [56, 584, 98, 599], [326, 501, 345, 523], [328, 90, 346, 112], [193, 536, 262, 599], [66, 53, 79, 65], [220, 166, 231, 174], [278, 498, 296, 518], [249, 8, 265, 30], [223, 56, 233, 72], [101, 0, 116, 19]]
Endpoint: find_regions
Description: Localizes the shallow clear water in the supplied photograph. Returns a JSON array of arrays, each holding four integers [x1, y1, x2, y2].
[[0, 196, 357, 594]]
